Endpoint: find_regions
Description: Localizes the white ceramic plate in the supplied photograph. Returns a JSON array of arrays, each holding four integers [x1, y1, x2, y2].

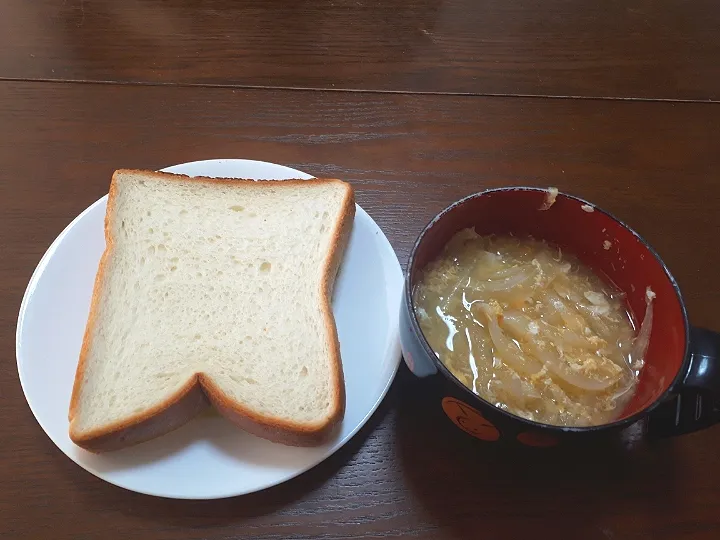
[[16, 159, 403, 499]]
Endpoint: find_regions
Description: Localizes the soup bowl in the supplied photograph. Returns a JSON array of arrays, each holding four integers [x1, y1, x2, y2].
[[399, 187, 720, 447]]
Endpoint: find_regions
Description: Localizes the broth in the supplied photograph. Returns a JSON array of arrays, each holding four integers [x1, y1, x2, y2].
[[413, 229, 650, 427]]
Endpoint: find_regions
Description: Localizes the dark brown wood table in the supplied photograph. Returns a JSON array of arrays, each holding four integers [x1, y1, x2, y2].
[[2, 1, 719, 539]]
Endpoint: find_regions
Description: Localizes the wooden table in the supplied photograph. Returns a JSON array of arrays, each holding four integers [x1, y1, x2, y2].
[[2, 1, 719, 538]]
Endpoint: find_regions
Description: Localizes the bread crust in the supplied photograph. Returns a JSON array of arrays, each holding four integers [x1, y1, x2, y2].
[[68, 169, 354, 452]]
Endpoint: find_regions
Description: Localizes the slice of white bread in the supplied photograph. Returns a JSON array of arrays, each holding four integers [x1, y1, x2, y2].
[[68, 169, 355, 452]]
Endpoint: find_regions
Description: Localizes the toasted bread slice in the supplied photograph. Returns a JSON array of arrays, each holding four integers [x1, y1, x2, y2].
[[69, 169, 354, 452]]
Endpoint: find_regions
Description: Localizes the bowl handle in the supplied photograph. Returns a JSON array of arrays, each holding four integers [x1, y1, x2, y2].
[[647, 327, 720, 437]]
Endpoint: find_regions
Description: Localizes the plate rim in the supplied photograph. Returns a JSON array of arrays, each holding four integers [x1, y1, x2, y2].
[[15, 159, 403, 499]]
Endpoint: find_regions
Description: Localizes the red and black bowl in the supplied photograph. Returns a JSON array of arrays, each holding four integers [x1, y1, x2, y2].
[[399, 187, 720, 447]]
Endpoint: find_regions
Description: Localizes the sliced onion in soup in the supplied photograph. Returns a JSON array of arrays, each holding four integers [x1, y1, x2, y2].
[[477, 303, 543, 375]]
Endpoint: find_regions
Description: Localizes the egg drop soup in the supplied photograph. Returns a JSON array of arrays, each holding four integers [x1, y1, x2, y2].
[[413, 229, 653, 427]]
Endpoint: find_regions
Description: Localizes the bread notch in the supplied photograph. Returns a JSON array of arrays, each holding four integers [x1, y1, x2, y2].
[[68, 169, 355, 452]]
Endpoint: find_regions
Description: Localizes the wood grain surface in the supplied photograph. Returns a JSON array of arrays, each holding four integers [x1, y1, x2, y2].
[[2, 0, 720, 100], [2, 81, 720, 539]]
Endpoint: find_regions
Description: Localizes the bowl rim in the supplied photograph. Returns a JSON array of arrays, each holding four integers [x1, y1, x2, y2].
[[404, 186, 690, 433]]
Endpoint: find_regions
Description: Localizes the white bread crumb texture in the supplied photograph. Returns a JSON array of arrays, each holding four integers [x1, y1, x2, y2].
[[73, 173, 348, 434]]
